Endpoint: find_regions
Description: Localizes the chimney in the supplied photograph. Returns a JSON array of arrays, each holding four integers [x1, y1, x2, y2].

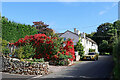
[[74, 28, 76, 33], [81, 32, 86, 38], [77, 30, 80, 35]]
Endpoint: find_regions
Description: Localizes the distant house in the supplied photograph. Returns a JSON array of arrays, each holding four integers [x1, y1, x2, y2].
[[58, 28, 98, 55]]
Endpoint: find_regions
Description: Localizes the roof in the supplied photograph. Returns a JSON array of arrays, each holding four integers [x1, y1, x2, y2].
[[86, 37, 97, 44], [58, 30, 97, 44], [59, 30, 79, 37], [56, 33, 64, 36]]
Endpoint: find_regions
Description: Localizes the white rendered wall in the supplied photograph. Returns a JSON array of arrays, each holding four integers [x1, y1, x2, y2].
[[60, 31, 98, 55]]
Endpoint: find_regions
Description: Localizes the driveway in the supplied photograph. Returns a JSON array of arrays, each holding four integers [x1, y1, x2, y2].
[[1, 55, 114, 80]]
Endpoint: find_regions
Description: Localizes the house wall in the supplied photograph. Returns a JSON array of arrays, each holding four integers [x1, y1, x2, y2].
[[60, 31, 79, 45], [80, 37, 98, 55], [60, 30, 98, 55]]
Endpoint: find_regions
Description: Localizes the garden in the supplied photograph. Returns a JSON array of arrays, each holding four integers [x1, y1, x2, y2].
[[3, 33, 75, 66]]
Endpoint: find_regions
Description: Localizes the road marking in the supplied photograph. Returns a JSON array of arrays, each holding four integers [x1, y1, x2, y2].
[[27, 75, 42, 80], [79, 76, 91, 78], [0, 72, 2, 80]]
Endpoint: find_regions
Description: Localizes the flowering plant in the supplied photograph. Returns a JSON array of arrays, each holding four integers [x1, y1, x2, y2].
[[12, 34, 75, 64]]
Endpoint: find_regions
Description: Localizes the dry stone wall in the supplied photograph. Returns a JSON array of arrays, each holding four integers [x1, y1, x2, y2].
[[2, 56, 49, 75]]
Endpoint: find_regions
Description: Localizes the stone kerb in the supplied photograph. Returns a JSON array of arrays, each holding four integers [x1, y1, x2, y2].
[[2, 56, 49, 75]]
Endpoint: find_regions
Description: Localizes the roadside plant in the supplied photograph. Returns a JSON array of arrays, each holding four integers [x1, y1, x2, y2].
[[74, 40, 84, 58], [15, 47, 24, 59], [2, 39, 10, 56], [12, 33, 75, 65], [113, 37, 120, 80], [15, 43, 35, 59], [33, 58, 44, 62], [2, 47, 10, 56], [89, 49, 95, 52]]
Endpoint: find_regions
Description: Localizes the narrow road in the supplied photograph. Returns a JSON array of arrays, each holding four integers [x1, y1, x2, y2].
[[2, 55, 114, 80]]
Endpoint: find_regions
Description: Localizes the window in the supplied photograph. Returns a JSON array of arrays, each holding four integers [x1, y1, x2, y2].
[[92, 43, 94, 46], [86, 40, 88, 44], [64, 38, 66, 41], [81, 38, 82, 42]]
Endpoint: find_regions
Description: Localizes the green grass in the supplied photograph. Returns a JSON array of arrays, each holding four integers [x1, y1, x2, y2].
[[104, 52, 110, 55], [99, 52, 111, 55]]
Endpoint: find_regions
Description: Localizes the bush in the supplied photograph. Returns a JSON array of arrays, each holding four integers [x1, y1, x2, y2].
[[25, 58, 45, 63], [2, 39, 10, 56], [74, 40, 84, 58], [15, 47, 24, 59], [99, 52, 111, 55], [89, 49, 95, 52], [12, 34, 75, 65], [49, 58, 69, 66], [113, 37, 120, 80], [2, 47, 10, 54], [57, 59, 69, 66], [33, 58, 44, 62], [15, 43, 36, 59], [2, 17, 38, 42]]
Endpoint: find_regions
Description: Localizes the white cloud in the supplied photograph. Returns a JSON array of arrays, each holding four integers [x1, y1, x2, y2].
[[99, 2, 117, 15], [99, 11, 106, 15], [112, 3, 118, 7]]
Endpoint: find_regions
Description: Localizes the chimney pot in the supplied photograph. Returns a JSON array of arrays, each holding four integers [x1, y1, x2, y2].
[[74, 28, 76, 32]]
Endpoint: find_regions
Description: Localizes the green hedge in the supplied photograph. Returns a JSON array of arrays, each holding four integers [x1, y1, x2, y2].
[[2, 16, 38, 42], [113, 37, 120, 80]]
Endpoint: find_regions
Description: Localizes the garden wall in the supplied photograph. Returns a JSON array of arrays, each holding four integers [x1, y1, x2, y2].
[[2, 56, 49, 75]]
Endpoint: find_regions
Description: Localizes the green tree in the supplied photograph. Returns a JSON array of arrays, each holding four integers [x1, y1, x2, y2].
[[96, 23, 114, 44], [86, 32, 96, 38], [2, 39, 10, 55], [99, 40, 109, 54], [113, 20, 120, 37], [89, 48, 95, 52], [87, 22, 117, 54], [74, 40, 84, 57], [2, 16, 38, 42], [32, 21, 54, 36], [0, 13, 2, 38], [15, 43, 36, 59], [113, 37, 120, 80]]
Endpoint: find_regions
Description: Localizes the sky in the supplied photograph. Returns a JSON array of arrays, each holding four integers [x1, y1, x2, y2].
[[2, 2, 118, 34]]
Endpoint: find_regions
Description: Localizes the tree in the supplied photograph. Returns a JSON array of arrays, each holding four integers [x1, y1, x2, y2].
[[74, 40, 84, 57], [113, 20, 120, 37], [32, 21, 54, 36], [0, 13, 1, 51], [2, 39, 10, 55], [15, 43, 36, 59], [86, 32, 96, 38], [2, 17, 38, 42], [99, 40, 109, 53], [96, 23, 114, 44], [87, 22, 117, 54], [113, 37, 120, 79]]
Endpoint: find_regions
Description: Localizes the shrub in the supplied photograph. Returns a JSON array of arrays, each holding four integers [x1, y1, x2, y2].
[[89, 48, 95, 52], [99, 52, 111, 55], [2, 39, 10, 56], [33, 58, 44, 62], [113, 37, 120, 80], [15, 43, 36, 59], [74, 40, 84, 58], [12, 34, 75, 65], [2, 47, 10, 56], [15, 47, 24, 59]]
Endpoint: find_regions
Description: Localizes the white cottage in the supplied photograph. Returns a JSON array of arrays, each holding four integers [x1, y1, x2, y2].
[[59, 28, 98, 55]]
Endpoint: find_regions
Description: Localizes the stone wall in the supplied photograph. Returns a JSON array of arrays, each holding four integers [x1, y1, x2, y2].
[[2, 56, 49, 75]]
